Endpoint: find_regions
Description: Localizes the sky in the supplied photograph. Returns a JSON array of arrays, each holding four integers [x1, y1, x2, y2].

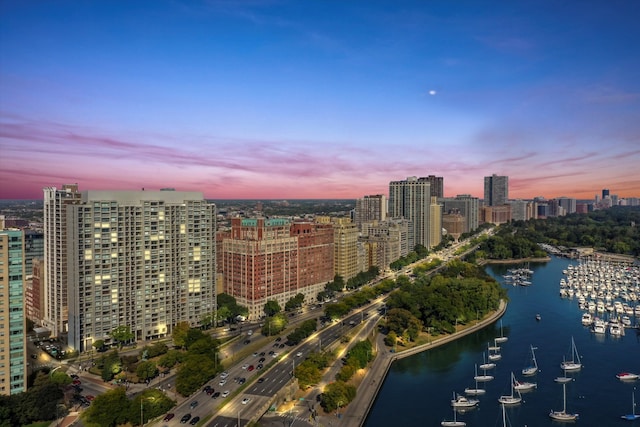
[[1, 1, 639, 200]]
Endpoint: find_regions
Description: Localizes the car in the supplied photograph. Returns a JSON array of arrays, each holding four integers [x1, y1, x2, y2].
[[268, 350, 275, 355], [220, 371, 229, 379], [180, 414, 192, 424], [271, 352, 279, 358], [221, 390, 230, 398], [203, 385, 212, 393], [189, 416, 200, 425], [241, 397, 251, 405], [247, 365, 254, 372], [70, 374, 79, 379], [72, 379, 81, 385], [189, 400, 198, 409], [238, 377, 246, 384], [163, 413, 175, 422], [206, 387, 215, 395], [259, 357, 266, 363], [242, 364, 249, 370], [211, 391, 220, 399], [243, 339, 251, 344], [31, 353, 37, 359], [278, 343, 285, 348], [247, 330, 253, 336], [219, 379, 227, 386], [259, 352, 266, 356], [257, 377, 265, 383], [296, 352, 303, 357], [275, 337, 282, 342], [256, 363, 264, 370], [252, 352, 258, 357]]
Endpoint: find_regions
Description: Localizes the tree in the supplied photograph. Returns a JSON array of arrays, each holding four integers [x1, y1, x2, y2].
[[172, 321, 191, 349], [175, 354, 217, 396], [261, 313, 288, 336], [264, 300, 282, 317], [92, 339, 105, 352], [81, 387, 130, 427], [110, 325, 134, 348], [136, 361, 158, 382], [285, 293, 305, 311]]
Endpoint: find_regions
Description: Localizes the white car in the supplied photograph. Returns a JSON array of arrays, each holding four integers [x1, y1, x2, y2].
[[296, 352, 303, 357], [221, 390, 230, 398], [241, 397, 251, 405], [271, 352, 279, 358], [219, 379, 227, 386], [220, 371, 229, 379], [241, 364, 249, 370]]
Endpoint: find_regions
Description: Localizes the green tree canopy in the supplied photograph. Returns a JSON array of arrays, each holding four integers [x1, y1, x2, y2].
[[264, 300, 282, 317]]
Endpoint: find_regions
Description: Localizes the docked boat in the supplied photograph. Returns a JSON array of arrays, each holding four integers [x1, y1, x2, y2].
[[560, 337, 582, 371], [621, 389, 639, 421], [593, 317, 606, 334], [581, 312, 593, 326], [488, 342, 502, 362], [441, 401, 466, 426], [616, 372, 639, 381], [554, 365, 574, 384], [479, 351, 496, 371], [549, 382, 579, 421], [522, 345, 538, 376], [513, 375, 537, 392], [451, 393, 479, 408], [535, 313, 541, 321], [495, 319, 508, 344], [465, 364, 486, 395], [498, 372, 522, 405]]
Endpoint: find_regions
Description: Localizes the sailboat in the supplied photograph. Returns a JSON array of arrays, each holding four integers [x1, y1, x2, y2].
[[522, 345, 538, 376], [495, 319, 508, 343], [513, 372, 537, 392], [441, 403, 466, 426], [554, 364, 573, 384], [488, 341, 502, 362], [498, 372, 522, 405], [474, 360, 494, 383], [465, 364, 486, 395], [560, 336, 582, 371], [479, 351, 496, 371], [621, 388, 639, 421], [549, 382, 579, 421]]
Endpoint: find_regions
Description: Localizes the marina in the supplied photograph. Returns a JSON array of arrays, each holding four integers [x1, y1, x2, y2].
[[364, 255, 640, 427]]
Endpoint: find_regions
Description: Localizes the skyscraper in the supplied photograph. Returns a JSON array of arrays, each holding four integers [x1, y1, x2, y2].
[[0, 229, 26, 395], [43, 184, 82, 337], [50, 188, 216, 353], [484, 174, 509, 206], [441, 194, 480, 234], [389, 176, 432, 249], [354, 195, 387, 228]]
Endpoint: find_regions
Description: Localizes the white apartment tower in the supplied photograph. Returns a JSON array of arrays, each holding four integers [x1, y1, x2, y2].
[[47, 188, 216, 353], [43, 184, 82, 337], [389, 177, 432, 249]]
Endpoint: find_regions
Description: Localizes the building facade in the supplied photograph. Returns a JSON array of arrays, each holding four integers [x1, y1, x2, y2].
[[360, 219, 410, 271], [441, 194, 479, 234], [429, 196, 442, 248], [484, 174, 509, 206], [0, 230, 26, 395], [389, 176, 433, 249], [43, 184, 82, 337], [329, 218, 360, 281], [64, 190, 216, 353], [221, 218, 333, 320], [354, 195, 387, 229]]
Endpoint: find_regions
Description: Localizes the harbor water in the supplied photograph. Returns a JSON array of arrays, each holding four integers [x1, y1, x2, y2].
[[364, 256, 640, 426]]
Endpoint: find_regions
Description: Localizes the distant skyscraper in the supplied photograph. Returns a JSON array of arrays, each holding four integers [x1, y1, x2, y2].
[[424, 175, 444, 198], [0, 229, 26, 395], [354, 195, 387, 228], [43, 184, 82, 337], [602, 188, 610, 199], [441, 194, 479, 233], [389, 177, 432, 249], [557, 197, 577, 215], [484, 174, 509, 206]]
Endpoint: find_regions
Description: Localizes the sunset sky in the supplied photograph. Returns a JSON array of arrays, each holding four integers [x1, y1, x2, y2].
[[1, 1, 639, 200]]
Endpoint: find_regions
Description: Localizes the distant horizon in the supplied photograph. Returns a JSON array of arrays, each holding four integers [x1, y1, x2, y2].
[[2, 2, 639, 200]]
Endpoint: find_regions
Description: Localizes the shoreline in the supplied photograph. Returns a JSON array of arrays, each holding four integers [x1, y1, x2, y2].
[[478, 257, 551, 265], [340, 299, 508, 427]]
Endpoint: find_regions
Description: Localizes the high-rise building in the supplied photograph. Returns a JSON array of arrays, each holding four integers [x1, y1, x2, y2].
[[0, 229, 26, 395], [602, 188, 610, 199], [423, 175, 444, 199], [26, 258, 44, 324], [484, 174, 509, 206], [60, 189, 216, 353], [556, 197, 577, 215], [220, 218, 333, 320], [509, 200, 538, 221], [441, 195, 479, 234], [429, 196, 442, 248], [389, 177, 432, 249], [43, 184, 82, 337], [354, 195, 386, 228], [329, 218, 361, 281]]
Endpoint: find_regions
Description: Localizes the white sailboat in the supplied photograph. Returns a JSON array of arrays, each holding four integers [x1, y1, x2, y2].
[[549, 382, 579, 421], [465, 364, 486, 395], [488, 341, 502, 362], [560, 336, 582, 371], [495, 319, 508, 343], [498, 372, 522, 405], [621, 388, 639, 421], [479, 351, 496, 371], [513, 372, 537, 392], [474, 359, 494, 383], [441, 402, 466, 426], [521, 345, 538, 376]]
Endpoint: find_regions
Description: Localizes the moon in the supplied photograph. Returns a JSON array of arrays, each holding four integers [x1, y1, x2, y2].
[[429, 90, 437, 96]]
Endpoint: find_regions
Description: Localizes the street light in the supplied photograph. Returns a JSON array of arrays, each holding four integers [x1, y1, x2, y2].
[[140, 396, 154, 426]]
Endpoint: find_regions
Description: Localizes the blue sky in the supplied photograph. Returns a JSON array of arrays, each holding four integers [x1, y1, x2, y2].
[[1, 0, 639, 199]]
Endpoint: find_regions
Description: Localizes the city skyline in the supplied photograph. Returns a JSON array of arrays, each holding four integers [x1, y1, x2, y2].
[[1, 1, 639, 200]]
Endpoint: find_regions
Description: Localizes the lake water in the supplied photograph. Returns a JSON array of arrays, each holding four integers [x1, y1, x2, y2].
[[364, 256, 640, 427]]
